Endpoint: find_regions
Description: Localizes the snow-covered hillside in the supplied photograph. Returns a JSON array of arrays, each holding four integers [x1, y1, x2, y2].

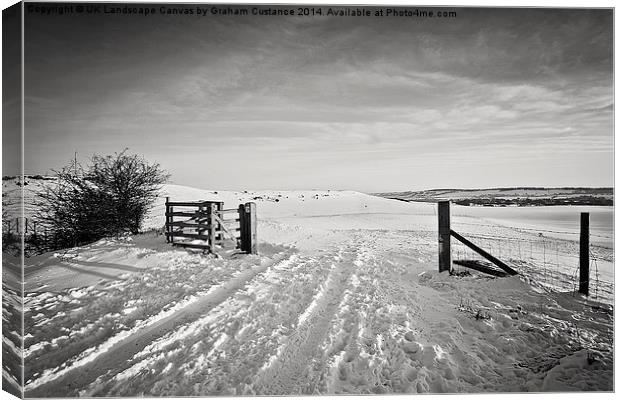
[[2, 183, 614, 395]]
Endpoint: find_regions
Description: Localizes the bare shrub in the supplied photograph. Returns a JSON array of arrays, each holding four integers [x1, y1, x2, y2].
[[35, 150, 169, 249]]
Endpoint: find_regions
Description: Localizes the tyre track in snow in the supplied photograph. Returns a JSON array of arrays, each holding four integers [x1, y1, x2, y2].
[[72, 248, 343, 396], [253, 242, 364, 395], [90, 250, 331, 396], [24, 252, 296, 397]]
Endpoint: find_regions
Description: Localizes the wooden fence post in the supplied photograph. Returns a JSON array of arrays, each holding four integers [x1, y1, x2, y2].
[[238, 202, 257, 254], [165, 197, 171, 243], [197, 204, 205, 238], [579, 212, 589, 296], [238, 204, 246, 252], [247, 202, 257, 254], [207, 203, 215, 251], [438, 201, 452, 273], [216, 202, 224, 242]]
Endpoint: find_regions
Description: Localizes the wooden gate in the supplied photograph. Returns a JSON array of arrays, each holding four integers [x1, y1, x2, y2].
[[165, 198, 257, 254]]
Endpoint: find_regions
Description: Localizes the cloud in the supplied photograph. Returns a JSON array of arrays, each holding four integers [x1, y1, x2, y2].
[[22, 7, 613, 189]]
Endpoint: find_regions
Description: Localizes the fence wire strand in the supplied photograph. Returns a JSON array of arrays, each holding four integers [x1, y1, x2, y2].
[[450, 222, 613, 305]]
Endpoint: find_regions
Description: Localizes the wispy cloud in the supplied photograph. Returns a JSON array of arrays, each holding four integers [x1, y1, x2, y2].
[[22, 7, 613, 190]]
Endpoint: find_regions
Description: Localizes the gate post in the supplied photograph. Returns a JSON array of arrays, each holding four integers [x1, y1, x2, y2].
[[216, 202, 224, 241], [238, 204, 246, 252], [247, 202, 257, 254], [197, 204, 205, 238], [438, 201, 452, 273], [579, 212, 589, 296], [206, 203, 215, 251], [165, 197, 171, 244], [239, 202, 257, 254]]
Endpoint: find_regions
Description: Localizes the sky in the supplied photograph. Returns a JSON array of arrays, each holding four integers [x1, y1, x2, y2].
[[2, 2, 21, 176], [10, 3, 614, 192]]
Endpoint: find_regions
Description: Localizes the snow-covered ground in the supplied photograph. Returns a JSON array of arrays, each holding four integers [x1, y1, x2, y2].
[[2, 183, 614, 396]]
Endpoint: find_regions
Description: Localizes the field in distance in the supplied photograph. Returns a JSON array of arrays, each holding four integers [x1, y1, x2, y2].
[[374, 187, 613, 207]]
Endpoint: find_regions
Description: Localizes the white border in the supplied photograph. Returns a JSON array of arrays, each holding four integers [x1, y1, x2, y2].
[[0, 1, 616, 400]]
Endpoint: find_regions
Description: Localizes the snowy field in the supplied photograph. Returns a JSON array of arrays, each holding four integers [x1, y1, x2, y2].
[[2, 182, 614, 396]]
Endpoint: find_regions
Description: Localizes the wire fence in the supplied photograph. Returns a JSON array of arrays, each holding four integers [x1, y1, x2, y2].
[[450, 219, 614, 305]]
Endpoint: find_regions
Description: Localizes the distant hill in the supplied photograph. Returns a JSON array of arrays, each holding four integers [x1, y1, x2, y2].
[[373, 187, 613, 206]]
